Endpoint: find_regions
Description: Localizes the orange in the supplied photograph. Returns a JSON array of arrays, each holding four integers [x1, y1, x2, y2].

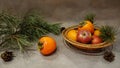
[[38, 36, 56, 56], [78, 20, 94, 34], [67, 30, 77, 41], [94, 29, 101, 36]]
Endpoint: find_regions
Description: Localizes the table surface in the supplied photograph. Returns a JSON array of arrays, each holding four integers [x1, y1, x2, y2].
[[0, 20, 120, 68]]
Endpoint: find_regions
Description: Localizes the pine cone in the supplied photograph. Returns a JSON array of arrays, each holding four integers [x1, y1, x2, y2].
[[103, 51, 115, 62], [1, 51, 14, 62]]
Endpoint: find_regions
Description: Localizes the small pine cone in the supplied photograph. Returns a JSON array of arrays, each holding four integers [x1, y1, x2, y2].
[[103, 51, 115, 62], [1, 51, 14, 62]]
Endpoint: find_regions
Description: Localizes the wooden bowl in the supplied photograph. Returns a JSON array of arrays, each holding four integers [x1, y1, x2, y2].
[[62, 25, 113, 51]]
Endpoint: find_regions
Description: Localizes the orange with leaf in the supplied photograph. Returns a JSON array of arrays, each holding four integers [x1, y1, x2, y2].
[[78, 14, 95, 34], [38, 36, 56, 56], [78, 21, 94, 34]]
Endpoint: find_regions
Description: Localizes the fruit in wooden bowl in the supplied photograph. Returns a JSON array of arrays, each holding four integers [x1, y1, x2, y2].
[[62, 14, 117, 52], [62, 25, 115, 50]]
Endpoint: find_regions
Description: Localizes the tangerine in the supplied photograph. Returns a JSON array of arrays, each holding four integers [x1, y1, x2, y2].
[[38, 36, 56, 56], [67, 30, 77, 41], [78, 20, 94, 34], [94, 29, 101, 36]]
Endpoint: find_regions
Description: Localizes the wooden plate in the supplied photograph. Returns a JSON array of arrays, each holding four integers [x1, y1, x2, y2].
[[63, 40, 113, 56], [62, 25, 113, 50]]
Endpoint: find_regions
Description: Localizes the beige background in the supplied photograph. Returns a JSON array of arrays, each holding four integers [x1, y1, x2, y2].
[[0, 0, 120, 21], [0, 0, 120, 68]]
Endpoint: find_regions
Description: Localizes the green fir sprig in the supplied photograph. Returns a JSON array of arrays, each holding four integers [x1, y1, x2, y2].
[[0, 11, 31, 52], [100, 25, 117, 43], [19, 11, 61, 41], [0, 11, 61, 52]]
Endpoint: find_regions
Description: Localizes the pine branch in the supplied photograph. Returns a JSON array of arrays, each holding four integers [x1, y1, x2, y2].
[[19, 11, 61, 41], [100, 25, 117, 42], [0, 10, 61, 52], [0, 11, 32, 52]]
